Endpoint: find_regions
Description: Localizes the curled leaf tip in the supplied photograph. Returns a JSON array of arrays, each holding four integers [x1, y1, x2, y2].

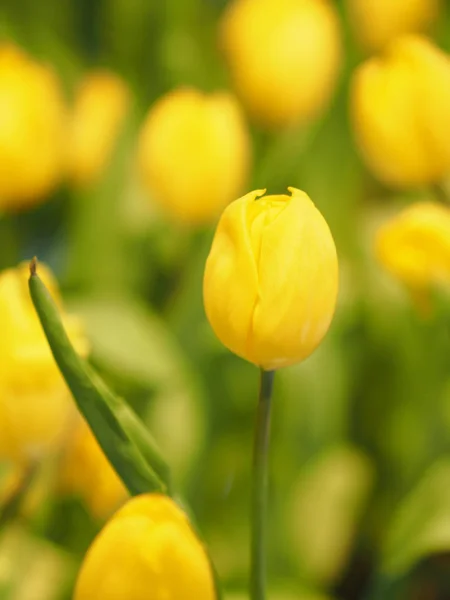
[[29, 257, 38, 277]]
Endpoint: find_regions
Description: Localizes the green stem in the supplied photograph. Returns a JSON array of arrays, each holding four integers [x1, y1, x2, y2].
[[250, 369, 275, 600], [0, 461, 38, 530]]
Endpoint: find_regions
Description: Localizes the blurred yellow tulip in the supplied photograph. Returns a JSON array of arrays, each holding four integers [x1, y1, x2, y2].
[[0, 263, 87, 462], [74, 494, 215, 600], [220, 0, 342, 129], [351, 35, 450, 188], [67, 71, 130, 187], [203, 188, 338, 370], [59, 418, 128, 519], [375, 201, 450, 294], [137, 87, 250, 224], [345, 0, 440, 53], [0, 44, 66, 210]]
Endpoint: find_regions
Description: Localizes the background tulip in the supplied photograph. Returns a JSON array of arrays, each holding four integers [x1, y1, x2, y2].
[[0, 264, 87, 462], [74, 494, 216, 600], [220, 0, 342, 129], [351, 35, 450, 188], [345, 0, 441, 53], [137, 88, 250, 225], [66, 71, 130, 187], [203, 188, 338, 369], [375, 201, 450, 292], [0, 45, 66, 211]]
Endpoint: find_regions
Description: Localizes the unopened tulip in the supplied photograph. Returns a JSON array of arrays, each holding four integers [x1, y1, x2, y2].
[[351, 35, 450, 188], [220, 0, 342, 129], [59, 419, 128, 519], [376, 201, 450, 292], [74, 494, 215, 600], [345, 0, 440, 53], [203, 188, 338, 369], [0, 45, 66, 210], [67, 71, 130, 186], [0, 264, 87, 462], [137, 87, 250, 224]]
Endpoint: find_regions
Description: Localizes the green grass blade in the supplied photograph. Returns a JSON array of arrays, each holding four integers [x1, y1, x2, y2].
[[28, 258, 169, 497]]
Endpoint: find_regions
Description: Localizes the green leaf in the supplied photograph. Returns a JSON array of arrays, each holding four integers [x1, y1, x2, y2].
[[381, 458, 450, 578], [286, 445, 374, 586], [28, 261, 171, 497], [70, 295, 207, 486]]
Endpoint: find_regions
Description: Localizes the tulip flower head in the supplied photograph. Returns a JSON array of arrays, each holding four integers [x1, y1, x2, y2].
[[0, 44, 66, 210], [0, 264, 87, 462], [203, 188, 338, 370], [376, 201, 450, 297], [220, 0, 342, 129], [351, 35, 450, 188], [345, 0, 441, 53], [137, 87, 250, 225], [67, 71, 130, 187], [74, 494, 216, 600]]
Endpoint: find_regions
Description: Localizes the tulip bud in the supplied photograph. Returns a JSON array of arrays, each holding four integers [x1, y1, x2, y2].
[[137, 88, 251, 224], [375, 201, 450, 294], [345, 0, 440, 53], [59, 419, 128, 519], [67, 71, 130, 187], [74, 494, 216, 600], [0, 264, 87, 462], [0, 45, 66, 210], [220, 0, 342, 129], [203, 188, 338, 369], [351, 35, 450, 188]]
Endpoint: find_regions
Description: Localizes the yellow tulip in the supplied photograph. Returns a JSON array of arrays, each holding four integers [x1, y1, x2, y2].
[[0, 44, 66, 210], [67, 71, 130, 187], [351, 35, 450, 188], [203, 188, 338, 370], [345, 0, 440, 53], [137, 87, 250, 224], [74, 494, 216, 600], [220, 0, 342, 129], [59, 418, 128, 519], [375, 201, 450, 293], [0, 264, 87, 462]]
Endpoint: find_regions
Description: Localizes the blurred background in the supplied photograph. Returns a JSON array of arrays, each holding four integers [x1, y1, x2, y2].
[[1, 0, 450, 599]]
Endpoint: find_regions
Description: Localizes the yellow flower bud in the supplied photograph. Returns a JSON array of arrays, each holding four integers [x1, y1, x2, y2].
[[67, 71, 130, 187], [0, 45, 66, 210], [345, 0, 440, 53], [203, 188, 338, 370], [137, 88, 251, 224], [375, 201, 450, 293], [351, 35, 450, 188], [0, 264, 87, 462], [74, 494, 216, 600], [59, 419, 128, 519], [220, 0, 342, 129]]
